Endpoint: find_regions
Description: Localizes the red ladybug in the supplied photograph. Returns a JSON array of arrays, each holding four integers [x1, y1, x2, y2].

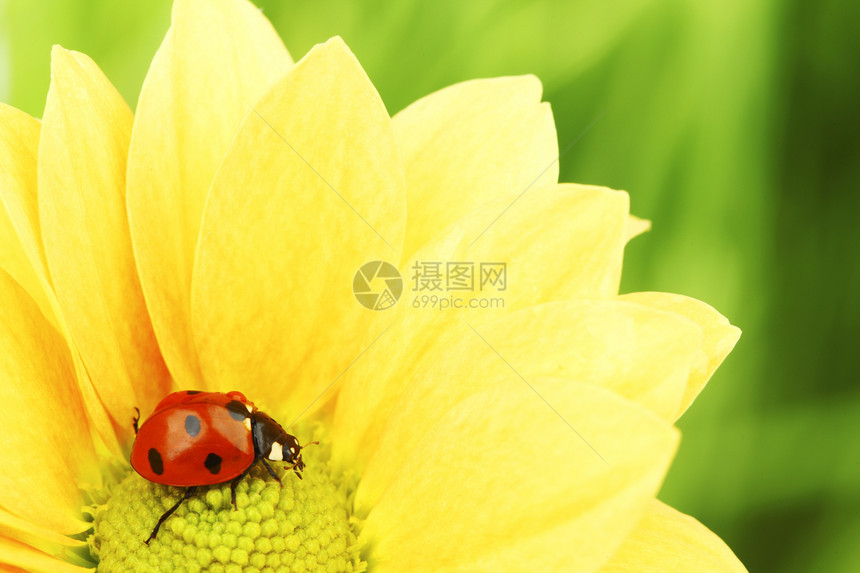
[[130, 390, 314, 543]]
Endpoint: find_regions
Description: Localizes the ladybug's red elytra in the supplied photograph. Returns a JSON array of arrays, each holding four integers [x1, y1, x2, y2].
[[130, 390, 315, 543]]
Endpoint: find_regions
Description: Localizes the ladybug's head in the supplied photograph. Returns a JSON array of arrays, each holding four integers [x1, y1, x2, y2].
[[280, 433, 306, 471], [251, 411, 314, 477], [285, 437, 320, 477]]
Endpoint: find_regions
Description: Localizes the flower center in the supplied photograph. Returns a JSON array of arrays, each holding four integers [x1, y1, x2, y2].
[[87, 435, 363, 572]]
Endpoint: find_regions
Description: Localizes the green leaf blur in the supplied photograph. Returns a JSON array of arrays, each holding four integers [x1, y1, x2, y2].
[[2, 1, 856, 571]]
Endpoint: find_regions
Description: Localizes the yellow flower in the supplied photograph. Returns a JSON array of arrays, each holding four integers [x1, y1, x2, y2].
[[0, 0, 747, 571]]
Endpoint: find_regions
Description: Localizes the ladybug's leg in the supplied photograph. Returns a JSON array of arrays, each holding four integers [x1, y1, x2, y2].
[[145, 486, 196, 545], [229, 466, 254, 510], [282, 460, 303, 480], [132, 407, 140, 435], [259, 459, 282, 484]]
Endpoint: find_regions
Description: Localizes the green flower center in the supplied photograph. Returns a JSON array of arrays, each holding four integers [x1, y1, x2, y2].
[[87, 437, 364, 573]]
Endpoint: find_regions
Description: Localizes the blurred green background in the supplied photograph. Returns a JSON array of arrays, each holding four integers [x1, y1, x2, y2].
[[2, 0, 857, 570]]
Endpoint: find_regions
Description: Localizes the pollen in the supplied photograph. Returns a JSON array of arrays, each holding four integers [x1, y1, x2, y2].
[[87, 440, 364, 573]]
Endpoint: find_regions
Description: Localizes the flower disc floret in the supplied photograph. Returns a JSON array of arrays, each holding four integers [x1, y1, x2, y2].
[[89, 460, 362, 573]]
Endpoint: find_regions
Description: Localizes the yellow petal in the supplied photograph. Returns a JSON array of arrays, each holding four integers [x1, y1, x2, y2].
[[353, 299, 700, 509], [0, 537, 91, 573], [625, 214, 651, 242], [0, 509, 87, 568], [419, 183, 630, 310], [600, 499, 747, 572], [619, 292, 740, 418], [393, 75, 557, 258], [361, 382, 679, 573], [0, 271, 98, 533], [332, 184, 631, 470], [191, 38, 404, 411], [127, 0, 292, 387], [0, 103, 120, 456], [38, 47, 170, 431], [0, 198, 48, 319], [0, 104, 58, 330]]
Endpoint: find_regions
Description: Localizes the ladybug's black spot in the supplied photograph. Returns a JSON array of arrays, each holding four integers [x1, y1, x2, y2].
[[204, 453, 222, 475], [185, 414, 201, 437], [148, 448, 164, 475], [226, 400, 248, 421], [186, 390, 201, 395]]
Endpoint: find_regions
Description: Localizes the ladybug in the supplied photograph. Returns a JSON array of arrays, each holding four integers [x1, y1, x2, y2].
[[130, 390, 315, 543]]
